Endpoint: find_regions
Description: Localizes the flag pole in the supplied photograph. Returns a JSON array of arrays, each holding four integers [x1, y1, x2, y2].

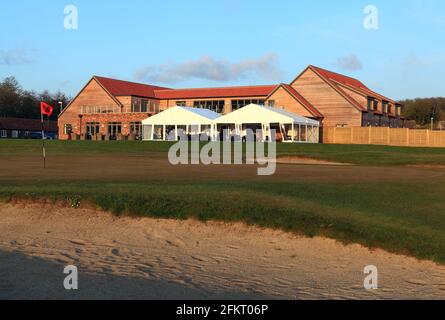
[[40, 109, 46, 169]]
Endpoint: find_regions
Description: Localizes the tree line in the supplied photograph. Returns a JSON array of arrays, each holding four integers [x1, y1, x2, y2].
[[399, 97, 445, 128], [0, 76, 71, 121]]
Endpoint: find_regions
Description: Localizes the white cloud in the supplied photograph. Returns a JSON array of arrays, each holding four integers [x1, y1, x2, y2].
[[134, 53, 283, 84], [335, 54, 363, 71], [0, 48, 37, 65], [58, 80, 71, 87]]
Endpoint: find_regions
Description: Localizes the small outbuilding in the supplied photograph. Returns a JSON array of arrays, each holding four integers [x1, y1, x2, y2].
[[142, 106, 220, 141], [214, 104, 320, 143]]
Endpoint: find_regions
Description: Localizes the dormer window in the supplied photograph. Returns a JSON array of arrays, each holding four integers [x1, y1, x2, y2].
[[382, 101, 388, 114], [367, 98, 374, 111]]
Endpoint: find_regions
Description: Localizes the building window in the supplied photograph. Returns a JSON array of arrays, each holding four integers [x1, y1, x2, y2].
[[130, 122, 142, 137], [387, 104, 392, 114], [176, 101, 186, 107], [268, 100, 275, 107], [12, 130, 18, 138], [86, 122, 100, 138], [232, 99, 265, 111], [193, 100, 225, 113], [130, 98, 149, 113], [373, 100, 379, 111], [141, 99, 148, 112], [367, 98, 373, 111], [108, 122, 122, 139], [131, 99, 141, 113], [1, 129, 7, 138], [64, 124, 73, 135]]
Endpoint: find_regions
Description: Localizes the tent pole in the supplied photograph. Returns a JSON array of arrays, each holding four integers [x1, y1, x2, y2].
[[292, 123, 295, 143]]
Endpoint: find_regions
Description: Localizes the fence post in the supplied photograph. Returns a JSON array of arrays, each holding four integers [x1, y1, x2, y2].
[[368, 126, 372, 145], [387, 127, 391, 145], [406, 128, 409, 146], [350, 127, 354, 144], [333, 127, 336, 144], [426, 129, 430, 147]]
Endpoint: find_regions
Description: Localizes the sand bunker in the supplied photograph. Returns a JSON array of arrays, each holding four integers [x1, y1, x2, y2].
[[0, 202, 444, 300], [276, 156, 352, 166]]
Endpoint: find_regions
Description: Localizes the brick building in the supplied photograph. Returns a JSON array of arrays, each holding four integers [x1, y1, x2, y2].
[[58, 65, 405, 140]]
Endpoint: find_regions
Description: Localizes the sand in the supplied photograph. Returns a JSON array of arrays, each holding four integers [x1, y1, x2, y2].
[[0, 201, 444, 300], [275, 156, 353, 166]]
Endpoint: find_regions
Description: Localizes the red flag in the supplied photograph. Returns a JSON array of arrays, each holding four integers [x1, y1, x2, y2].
[[40, 102, 54, 117]]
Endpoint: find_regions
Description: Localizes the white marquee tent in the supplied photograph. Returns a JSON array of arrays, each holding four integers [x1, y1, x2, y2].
[[214, 104, 320, 143], [142, 106, 220, 141]]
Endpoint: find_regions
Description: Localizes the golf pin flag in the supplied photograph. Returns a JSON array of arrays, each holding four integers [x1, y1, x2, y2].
[[40, 102, 54, 117]]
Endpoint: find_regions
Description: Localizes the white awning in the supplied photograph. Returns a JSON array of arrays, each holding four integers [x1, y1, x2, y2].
[[214, 104, 319, 126], [142, 106, 220, 126]]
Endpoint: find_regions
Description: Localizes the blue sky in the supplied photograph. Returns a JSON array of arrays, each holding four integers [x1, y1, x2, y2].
[[1, 0, 444, 99]]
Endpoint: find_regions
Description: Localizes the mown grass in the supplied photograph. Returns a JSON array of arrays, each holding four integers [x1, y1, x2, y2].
[[2, 139, 445, 166], [1, 140, 445, 264], [1, 179, 445, 264]]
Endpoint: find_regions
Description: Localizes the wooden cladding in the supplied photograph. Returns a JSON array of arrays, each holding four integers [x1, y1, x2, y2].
[[323, 127, 445, 148]]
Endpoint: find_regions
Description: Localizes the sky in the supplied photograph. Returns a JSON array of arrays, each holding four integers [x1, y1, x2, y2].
[[0, 0, 444, 100]]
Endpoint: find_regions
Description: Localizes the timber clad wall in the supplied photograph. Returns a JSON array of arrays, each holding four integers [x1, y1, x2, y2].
[[341, 86, 369, 110], [291, 68, 362, 127], [323, 127, 445, 148], [265, 87, 314, 118]]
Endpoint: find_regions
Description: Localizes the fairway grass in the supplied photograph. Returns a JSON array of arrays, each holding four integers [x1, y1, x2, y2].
[[2, 139, 445, 166], [1, 140, 445, 264]]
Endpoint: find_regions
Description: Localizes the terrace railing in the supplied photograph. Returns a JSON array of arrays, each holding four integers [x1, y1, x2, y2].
[[80, 104, 161, 115]]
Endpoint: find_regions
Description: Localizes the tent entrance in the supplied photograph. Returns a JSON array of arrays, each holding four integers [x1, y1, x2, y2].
[[241, 124, 263, 142]]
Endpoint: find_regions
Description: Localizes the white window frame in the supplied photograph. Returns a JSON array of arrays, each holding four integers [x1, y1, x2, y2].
[[64, 124, 72, 135], [0, 129, 7, 138], [11, 130, 19, 138]]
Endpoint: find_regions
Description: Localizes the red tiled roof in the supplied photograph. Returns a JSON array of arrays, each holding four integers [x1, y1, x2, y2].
[[280, 84, 323, 118], [310, 65, 395, 104], [0, 118, 58, 131], [310, 66, 370, 91], [94, 76, 276, 100], [335, 81, 395, 104], [94, 76, 170, 98], [154, 85, 277, 100], [331, 82, 368, 112]]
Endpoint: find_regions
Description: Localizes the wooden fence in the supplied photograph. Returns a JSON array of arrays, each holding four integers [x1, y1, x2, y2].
[[322, 127, 445, 148]]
